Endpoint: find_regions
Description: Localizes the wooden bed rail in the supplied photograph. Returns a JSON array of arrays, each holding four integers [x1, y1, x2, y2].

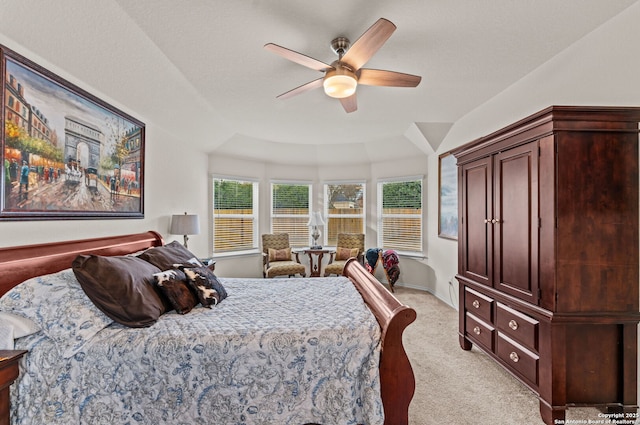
[[343, 258, 417, 425], [0, 231, 164, 297]]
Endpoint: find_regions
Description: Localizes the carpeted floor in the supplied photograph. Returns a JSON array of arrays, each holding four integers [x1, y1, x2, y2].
[[392, 286, 605, 425]]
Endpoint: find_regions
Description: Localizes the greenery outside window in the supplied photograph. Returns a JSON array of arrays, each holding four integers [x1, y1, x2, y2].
[[271, 182, 311, 247], [324, 182, 365, 246], [377, 177, 423, 254], [212, 177, 259, 254]]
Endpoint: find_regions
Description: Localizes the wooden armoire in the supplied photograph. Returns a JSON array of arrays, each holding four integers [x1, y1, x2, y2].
[[452, 106, 640, 425]]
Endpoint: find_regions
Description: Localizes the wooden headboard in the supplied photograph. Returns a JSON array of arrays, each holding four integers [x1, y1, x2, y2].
[[0, 231, 164, 297]]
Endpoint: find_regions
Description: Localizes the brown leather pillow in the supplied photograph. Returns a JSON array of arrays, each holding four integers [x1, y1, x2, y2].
[[137, 240, 203, 270], [336, 247, 359, 261], [72, 255, 167, 327]]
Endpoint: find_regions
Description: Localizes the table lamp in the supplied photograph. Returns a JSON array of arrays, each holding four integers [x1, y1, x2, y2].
[[170, 212, 200, 249], [307, 211, 325, 249]]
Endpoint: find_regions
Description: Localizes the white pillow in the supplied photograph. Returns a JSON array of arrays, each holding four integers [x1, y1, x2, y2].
[[0, 311, 40, 337], [0, 312, 40, 349]]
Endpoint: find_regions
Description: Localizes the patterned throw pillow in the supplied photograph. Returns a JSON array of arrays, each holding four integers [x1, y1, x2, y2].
[[336, 247, 359, 261], [268, 247, 291, 262], [153, 269, 198, 314], [174, 264, 228, 308]]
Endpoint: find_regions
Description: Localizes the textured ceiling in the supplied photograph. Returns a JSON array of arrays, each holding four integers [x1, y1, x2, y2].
[[1, 0, 637, 164]]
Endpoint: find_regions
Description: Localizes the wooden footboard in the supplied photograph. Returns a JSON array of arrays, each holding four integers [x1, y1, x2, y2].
[[0, 232, 417, 424], [343, 258, 417, 425]]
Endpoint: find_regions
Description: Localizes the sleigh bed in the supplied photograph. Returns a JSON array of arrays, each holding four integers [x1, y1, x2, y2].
[[0, 231, 416, 425]]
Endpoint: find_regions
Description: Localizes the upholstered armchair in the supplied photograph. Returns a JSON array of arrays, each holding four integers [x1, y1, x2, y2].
[[324, 233, 365, 276], [262, 233, 306, 278]]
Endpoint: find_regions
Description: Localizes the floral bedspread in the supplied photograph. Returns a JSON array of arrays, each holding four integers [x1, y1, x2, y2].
[[9, 275, 383, 425]]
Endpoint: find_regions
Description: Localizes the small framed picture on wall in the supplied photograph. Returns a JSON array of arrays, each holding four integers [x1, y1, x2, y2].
[[438, 151, 458, 240]]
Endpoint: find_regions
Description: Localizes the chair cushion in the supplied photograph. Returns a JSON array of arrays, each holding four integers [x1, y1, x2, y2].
[[324, 260, 347, 275], [265, 260, 305, 278]]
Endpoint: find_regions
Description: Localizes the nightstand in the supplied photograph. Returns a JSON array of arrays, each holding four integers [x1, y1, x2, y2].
[[0, 350, 27, 425], [200, 258, 216, 272]]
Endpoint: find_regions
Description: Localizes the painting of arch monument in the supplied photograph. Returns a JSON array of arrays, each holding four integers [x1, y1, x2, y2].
[[1, 45, 144, 219]]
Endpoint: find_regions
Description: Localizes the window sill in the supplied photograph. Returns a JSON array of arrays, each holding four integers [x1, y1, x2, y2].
[[211, 248, 261, 259]]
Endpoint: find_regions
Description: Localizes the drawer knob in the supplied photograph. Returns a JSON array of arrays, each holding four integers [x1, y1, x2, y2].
[[508, 319, 519, 331], [509, 352, 520, 363], [473, 326, 481, 335], [472, 300, 480, 309]]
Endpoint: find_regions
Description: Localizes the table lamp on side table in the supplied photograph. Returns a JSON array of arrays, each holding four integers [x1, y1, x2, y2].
[[170, 212, 200, 249], [307, 211, 325, 249]]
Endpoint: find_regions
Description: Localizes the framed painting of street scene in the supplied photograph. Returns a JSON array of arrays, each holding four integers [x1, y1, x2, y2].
[[1, 45, 144, 220]]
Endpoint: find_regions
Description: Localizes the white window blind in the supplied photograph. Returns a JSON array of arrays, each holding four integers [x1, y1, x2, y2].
[[324, 182, 365, 246], [271, 182, 311, 247], [212, 177, 258, 253], [377, 178, 423, 253]]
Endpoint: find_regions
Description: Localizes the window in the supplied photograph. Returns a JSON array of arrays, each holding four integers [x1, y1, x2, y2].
[[212, 177, 258, 254], [324, 182, 365, 246], [377, 177, 423, 253], [271, 182, 311, 247]]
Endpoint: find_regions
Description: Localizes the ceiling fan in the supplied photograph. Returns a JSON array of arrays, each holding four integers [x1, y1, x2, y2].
[[264, 18, 421, 113]]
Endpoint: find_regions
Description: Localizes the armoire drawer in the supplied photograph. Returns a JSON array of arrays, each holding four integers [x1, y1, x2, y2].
[[495, 303, 538, 351], [496, 333, 539, 387], [465, 312, 494, 351], [464, 287, 493, 323]]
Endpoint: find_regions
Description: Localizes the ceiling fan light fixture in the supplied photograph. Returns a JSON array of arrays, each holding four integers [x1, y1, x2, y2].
[[323, 67, 357, 99]]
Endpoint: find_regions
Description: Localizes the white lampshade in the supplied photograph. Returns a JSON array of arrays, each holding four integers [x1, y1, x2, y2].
[[307, 211, 325, 227], [323, 68, 357, 99], [170, 213, 200, 235], [170, 212, 200, 248]]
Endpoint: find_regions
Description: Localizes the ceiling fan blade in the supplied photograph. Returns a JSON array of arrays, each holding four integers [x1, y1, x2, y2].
[[264, 43, 332, 72], [340, 94, 357, 113], [357, 68, 422, 87], [276, 77, 324, 100], [341, 18, 396, 70]]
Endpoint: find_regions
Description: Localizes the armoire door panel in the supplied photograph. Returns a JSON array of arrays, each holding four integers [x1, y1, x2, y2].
[[493, 142, 539, 303], [461, 158, 492, 286]]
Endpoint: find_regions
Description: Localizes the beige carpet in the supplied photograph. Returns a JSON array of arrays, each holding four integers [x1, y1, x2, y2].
[[392, 286, 605, 425]]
